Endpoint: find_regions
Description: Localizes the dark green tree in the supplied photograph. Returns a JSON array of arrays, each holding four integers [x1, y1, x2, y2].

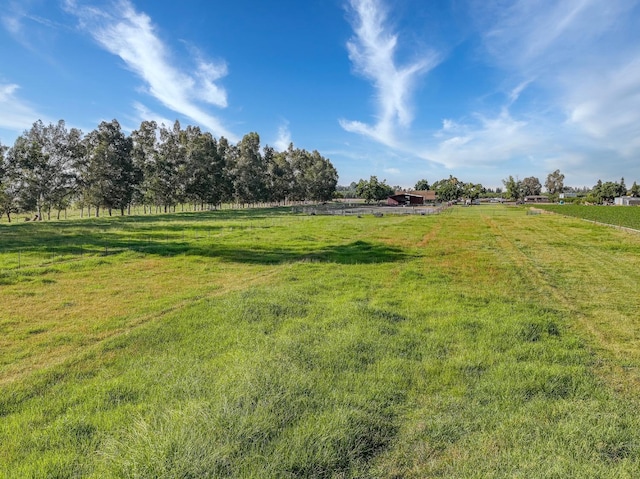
[[521, 176, 542, 196], [502, 175, 523, 201], [587, 179, 604, 204], [217, 136, 237, 204], [266, 147, 294, 204], [232, 132, 268, 205], [183, 127, 226, 209], [600, 181, 622, 203], [432, 175, 462, 202], [300, 149, 338, 202], [130, 120, 158, 213], [462, 182, 484, 202], [82, 120, 135, 216], [545, 169, 564, 197], [0, 142, 18, 222], [7, 120, 80, 220], [151, 121, 187, 212], [618, 177, 627, 197], [588, 179, 624, 204], [356, 176, 393, 203], [414, 178, 430, 191]]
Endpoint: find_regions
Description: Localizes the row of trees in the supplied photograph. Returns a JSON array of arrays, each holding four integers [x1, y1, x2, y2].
[[585, 179, 639, 204], [429, 176, 484, 202], [501, 170, 640, 203], [351, 170, 640, 205], [502, 169, 565, 201], [352, 175, 487, 203], [0, 120, 338, 221]]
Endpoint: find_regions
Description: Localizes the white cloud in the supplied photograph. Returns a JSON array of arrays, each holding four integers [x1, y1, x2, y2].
[[475, 0, 632, 72], [417, 0, 640, 183], [424, 109, 539, 168], [1, 1, 29, 48], [66, 0, 237, 141], [338, 0, 640, 186], [131, 101, 173, 130], [472, 0, 640, 152], [1, 13, 21, 36], [0, 83, 44, 133], [340, 0, 440, 146], [195, 60, 228, 108], [274, 121, 292, 151], [2, 1, 70, 54], [564, 57, 640, 155]]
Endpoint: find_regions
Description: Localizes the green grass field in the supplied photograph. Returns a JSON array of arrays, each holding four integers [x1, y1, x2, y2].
[[2, 205, 640, 478], [539, 203, 640, 230]]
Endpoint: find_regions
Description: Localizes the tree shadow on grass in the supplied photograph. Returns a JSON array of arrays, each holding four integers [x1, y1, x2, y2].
[[128, 239, 407, 265], [0, 238, 408, 267], [187, 240, 408, 265], [0, 208, 292, 250]]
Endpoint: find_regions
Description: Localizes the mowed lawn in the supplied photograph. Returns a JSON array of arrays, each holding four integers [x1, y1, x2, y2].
[[1, 206, 640, 478]]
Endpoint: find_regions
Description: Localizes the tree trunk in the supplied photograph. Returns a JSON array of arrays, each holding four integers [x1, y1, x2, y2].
[[96, 205, 100, 217], [6, 211, 11, 223]]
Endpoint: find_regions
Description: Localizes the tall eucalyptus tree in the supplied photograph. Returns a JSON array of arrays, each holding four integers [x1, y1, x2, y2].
[[131, 120, 158, 213], [183, 126, 227, 209], [154, 121, 186, 212], [0, 141, 18, 222], [232, 132, 268, 206], [7, 120, 80, 219], [82, 120, 134, 216]]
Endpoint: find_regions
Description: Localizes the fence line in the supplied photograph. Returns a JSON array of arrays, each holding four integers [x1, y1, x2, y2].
[[294, 204, 449, 216]]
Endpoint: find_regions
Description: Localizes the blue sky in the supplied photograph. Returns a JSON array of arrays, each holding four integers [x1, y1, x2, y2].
[[2, 0, 640, 189]]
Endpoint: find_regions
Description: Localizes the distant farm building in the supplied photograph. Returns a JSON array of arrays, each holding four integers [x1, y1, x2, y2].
[[614, 196, 640, 206], [387, 190, 437, 206], [524, 195, 551, 203]]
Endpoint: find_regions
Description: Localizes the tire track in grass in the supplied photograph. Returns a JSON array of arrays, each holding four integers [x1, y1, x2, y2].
[[482, 213, 640, 394]]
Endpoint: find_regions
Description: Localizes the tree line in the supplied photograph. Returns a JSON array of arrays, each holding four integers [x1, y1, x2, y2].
[[347, 176, 487, 203], [347, 170, 640, 205], [502, 170, 640, 203], [0, 119, 338, 221]]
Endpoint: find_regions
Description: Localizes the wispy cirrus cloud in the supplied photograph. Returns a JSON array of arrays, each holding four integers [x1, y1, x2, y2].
[[425, 109, 540, 169], [339, 0, 640, 186], [64, 0, 237, 141], [0, 83, 44, 134], [1, 0, 68, 58], [424, 0, 640, 184], [340, 0, 440, 147], [2, 1, 41, 50]]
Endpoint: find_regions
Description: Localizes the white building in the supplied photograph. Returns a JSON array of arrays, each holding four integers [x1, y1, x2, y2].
[[614, 196, 640, 206]]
